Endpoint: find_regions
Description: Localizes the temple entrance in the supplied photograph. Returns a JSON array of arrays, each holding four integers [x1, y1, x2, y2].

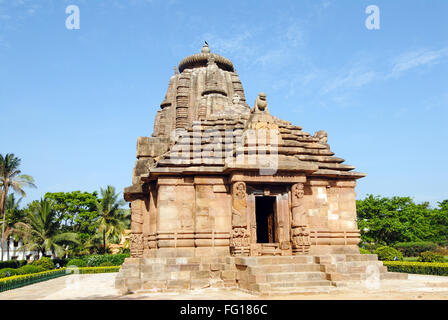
[[255, 196, 276, 243]]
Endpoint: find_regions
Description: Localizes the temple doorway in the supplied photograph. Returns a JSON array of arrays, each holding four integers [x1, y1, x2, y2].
[[255, 196, 276, 243]]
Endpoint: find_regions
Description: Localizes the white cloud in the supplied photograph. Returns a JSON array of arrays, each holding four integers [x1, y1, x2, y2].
[[321, 68, 378, 94], [388, 47, 448, 78]]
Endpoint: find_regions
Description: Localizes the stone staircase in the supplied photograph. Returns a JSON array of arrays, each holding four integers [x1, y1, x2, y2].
[[233, 256, 335, 294], [314, 254, 408, 286], [116, 254, 408, 294]]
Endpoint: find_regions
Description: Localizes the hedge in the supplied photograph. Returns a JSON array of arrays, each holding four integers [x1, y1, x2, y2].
[[0, 266, 121, 292], [0, 260, 27, 269], [383, 261, 448, 276], [0, 269, 67, 292], [72, 266, 120, 274]]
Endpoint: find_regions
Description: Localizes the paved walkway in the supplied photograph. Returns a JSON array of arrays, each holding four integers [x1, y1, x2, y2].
[[1, 273, 448, 300]]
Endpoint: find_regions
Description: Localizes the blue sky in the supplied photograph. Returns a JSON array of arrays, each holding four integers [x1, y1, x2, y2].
[[0, 0, 447, 206]]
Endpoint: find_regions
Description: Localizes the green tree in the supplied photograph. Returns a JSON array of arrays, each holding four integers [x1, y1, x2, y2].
[[14, 199, 80, 258], [3, 194, 24, 260], [430, 200, 448, 243], [0, 153, 36, 260], [94, 186, 129, 253], [357, 195, 440, 245], [44, 191, 99, 233]]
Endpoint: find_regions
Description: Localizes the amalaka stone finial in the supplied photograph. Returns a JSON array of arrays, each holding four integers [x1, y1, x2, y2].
[[202, 41, 210, 53]]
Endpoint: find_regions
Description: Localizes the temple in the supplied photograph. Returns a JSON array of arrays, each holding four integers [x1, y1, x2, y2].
[[115, 43, 406, 294]]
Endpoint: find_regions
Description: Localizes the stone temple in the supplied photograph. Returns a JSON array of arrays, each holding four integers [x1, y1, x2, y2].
[[115, 43, 407, 294]]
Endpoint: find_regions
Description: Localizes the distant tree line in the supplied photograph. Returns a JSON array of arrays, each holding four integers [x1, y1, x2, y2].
[[357, 195, 448, 246], [1, 153, 129, 261]]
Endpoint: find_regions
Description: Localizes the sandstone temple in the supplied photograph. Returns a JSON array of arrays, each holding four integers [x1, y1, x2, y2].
[[115, 43, 407, 294]]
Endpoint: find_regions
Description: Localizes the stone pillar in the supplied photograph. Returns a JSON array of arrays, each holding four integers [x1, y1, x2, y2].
[[230, 181, 250, 256], [291, 183, 310, 255], [130, 200, 144, 258]]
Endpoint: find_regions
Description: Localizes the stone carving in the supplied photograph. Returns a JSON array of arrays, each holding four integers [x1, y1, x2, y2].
[[291, 183, 305, 226], [290, 183, 310, 255], [253, 92, 268, 113], [233, 181, 246, 199], [231, 182, 249, 254], [130, 233, 144, 257], [292, 183, 304, 201], [231, 182, 247, 227], [314, 130, 328, 144], [230, 227, 250, 247], [292, 225, 311, 254]]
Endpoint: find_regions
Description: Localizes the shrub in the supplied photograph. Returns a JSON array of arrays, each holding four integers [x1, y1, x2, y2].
[[84, 254, 129, 267], [17, 265, 46, 274], [359, 248, 370, 254], [383, 261, 448, 276], [0, 268, 23, 278], [374, 246, 403, 261], [67, 259, 87, 267], [32, 257, 54, 270], [393, 241, 438, 257], [417, 251, 445, 263], [99, 262, 114, 267], [0, 260, 27, 269], [52, 258, 68, 268]]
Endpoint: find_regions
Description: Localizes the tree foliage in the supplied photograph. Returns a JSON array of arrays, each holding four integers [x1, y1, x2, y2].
[[44, 191, 99, 234], [357, 195, 448, 245]]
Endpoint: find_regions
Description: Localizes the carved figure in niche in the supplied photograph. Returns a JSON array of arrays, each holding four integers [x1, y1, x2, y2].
[[233, 181, 246, 199], [292, 183, 304, 200], [232, 182, 247, 227], [314, 130, 328, 144], [291, 183, 306, 227]]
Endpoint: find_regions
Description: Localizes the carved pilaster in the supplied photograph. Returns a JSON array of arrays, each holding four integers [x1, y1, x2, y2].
[[130, 233, 144, 258], [230, 182, 250, 255], [291, 183, 311, 255]]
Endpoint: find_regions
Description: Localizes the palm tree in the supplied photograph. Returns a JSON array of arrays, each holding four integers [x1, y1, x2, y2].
[[0, 153, 36, 260], [3, 194, 24, 260], [95, 185, 128, 253], [14, 199, 79, 258]]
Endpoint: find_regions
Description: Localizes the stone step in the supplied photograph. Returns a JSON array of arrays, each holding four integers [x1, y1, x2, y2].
[[265, 272, 326, 282], [248, 263, 321, 274], [340, 271, 407, 281], [234, 255, 314, 266], [142, 257, 226, 265], [264, 286, 336, 294], [336, 264, 388, 274], [268, 280, 333, 289]]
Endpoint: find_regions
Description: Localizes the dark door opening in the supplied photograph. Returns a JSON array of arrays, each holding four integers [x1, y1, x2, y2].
[[255, 196, 276, 243]]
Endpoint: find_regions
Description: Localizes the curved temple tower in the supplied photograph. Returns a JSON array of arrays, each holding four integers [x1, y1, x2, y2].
[[116, 44, 406, 294]]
